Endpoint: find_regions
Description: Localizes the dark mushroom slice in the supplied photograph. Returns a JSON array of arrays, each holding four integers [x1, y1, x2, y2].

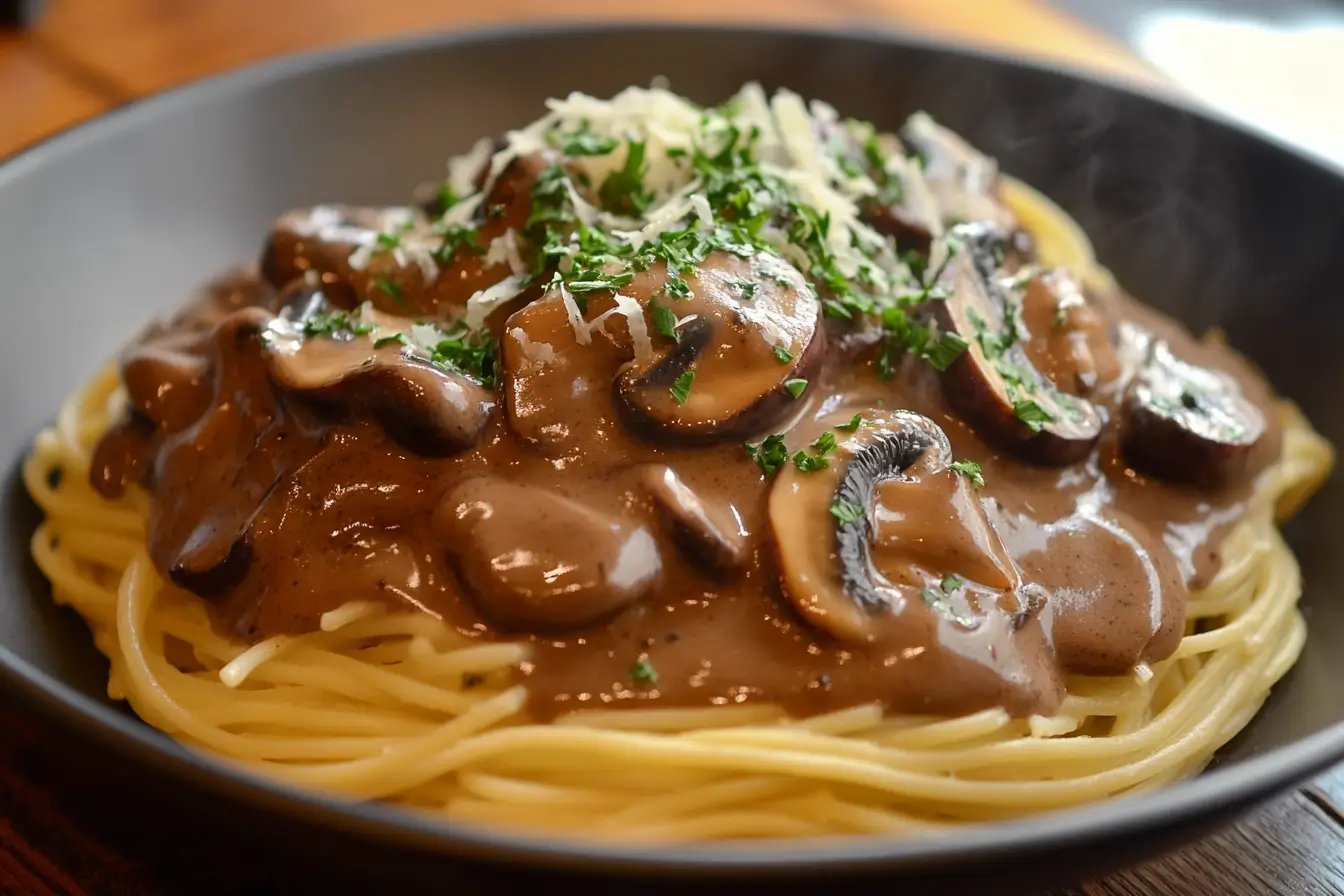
[[435, 477, 661, 630], [148, 306, 319, 602], [1012, 266, 1121, 397], [639, 465, 750, 573], [931, 224, 1103, 465], [612, 251, 824, 447], [768, 410, 1022, 644], [1120, 336, 1267, 486], [263, 286, 496, 458], [899, 112, 1018, 235], [89, 412, 156, 499]]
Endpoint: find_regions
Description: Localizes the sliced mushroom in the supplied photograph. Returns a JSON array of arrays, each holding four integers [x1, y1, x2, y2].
[[612, 252, 824, 446], [435, 477, 661, 630], [1012, 266, 1121, 397], [262, 286, 495, 457], [768, 410, 1023, 643], [149, 306, 311, 601], [640, 465, 750, 573], [1120, 335, 1266, 486], [931, 224, 1103, 465], [899, 112, 1018, 234], [259, 153, 549, 321], [89, 412, 156, 499]]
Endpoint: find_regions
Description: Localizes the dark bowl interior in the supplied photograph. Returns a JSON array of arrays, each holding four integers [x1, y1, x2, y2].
[[1, 23, 1342, 893]]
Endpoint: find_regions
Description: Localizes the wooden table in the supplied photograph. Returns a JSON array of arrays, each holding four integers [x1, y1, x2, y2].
[[0, 1, 1340, 893]]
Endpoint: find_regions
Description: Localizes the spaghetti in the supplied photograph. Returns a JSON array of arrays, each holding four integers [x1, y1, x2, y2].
[[22, 86, 1335, 842]]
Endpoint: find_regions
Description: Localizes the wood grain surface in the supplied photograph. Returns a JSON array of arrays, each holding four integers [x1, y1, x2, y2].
[[0, 1, 1340, 894]]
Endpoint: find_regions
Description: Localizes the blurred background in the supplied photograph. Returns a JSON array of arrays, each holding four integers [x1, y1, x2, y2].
[[2, 0, 1343, 172]]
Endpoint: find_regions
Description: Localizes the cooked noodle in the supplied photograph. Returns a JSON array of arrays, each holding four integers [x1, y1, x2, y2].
[[23, 174, 1334, 843]]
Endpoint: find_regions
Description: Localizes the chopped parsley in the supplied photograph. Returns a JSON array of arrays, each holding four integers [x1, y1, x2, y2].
[[650, 302, 680, 342], [793, 430, 838, 472], [599, 140, 655, 216], [727, 276, 759, 300], [670, 369, 695, 404], [430, 325, 499, 388], [830, 499, 865, 524], [374, 274, 407, 306], [940, 573, 963, 593], [549, 121, 620, 157], [1012, 399, 1055, 432], [373, 332, 410, 349], [302, 310, 360, 337], [432, 223, 483, 264], [784, 378, 808, 399], [772, 344, 794, 364], [435, 184, 460, 213], [664, 276, 693, 300], [922, 586, 975, 627], [922, 331, 969, 371], [630, 660, 658, 685], [836, 413, 864, 432], [948, 459, 985, 488], [745, 433, 789, 475]]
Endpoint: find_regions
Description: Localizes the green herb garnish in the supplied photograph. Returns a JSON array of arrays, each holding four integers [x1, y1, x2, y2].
[[630, 660, 658, 685], [836, 413, 864, 432], [670, 369, 695, 404], [599, 140, 655, 216], [784, 378, 808, 399], [374, 274, 406, 306], [830, 499, 865, 524], [549, 121, 620, 157], [948, 460, 985, 488], [922, 331, 969, 371], [793, 430, 838, 472], [650, 302, 680, 342], [373, 332, 410, 349], [1013, 399, 1055, 432], [772, 344, 794, 364], [745, 434, 789, 475], [940, 573, 963, 593]]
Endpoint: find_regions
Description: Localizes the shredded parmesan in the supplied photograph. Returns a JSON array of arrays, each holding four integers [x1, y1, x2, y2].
[[463, 275, 525, 331], [510, 327, 557, 369], [559, 285, 592, 345], [612, 293, 654, 366], [448, 137, 495, 199]]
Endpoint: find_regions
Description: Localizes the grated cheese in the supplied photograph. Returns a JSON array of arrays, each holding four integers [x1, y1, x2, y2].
[[611, 293, 654, 366], [511, 327, 557, 368], [559, 284, 592, 346], [463, 275, 526, 331]]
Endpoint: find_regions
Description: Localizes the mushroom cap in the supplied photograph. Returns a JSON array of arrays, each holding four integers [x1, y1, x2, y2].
[[436, 477, 661, 630], [612, 252, 824, 446]]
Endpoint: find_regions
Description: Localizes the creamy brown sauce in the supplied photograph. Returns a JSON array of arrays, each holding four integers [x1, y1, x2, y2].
[[88, 108, 1285, 724]]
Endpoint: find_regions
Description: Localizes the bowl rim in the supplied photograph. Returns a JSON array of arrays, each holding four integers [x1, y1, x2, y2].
[[2, 19, 1342, 877]]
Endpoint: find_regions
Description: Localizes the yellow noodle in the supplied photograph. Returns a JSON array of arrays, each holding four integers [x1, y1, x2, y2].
[[21, 183, 1334, 841]]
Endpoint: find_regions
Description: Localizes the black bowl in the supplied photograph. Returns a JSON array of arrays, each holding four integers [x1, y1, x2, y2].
[[2, 23, 1342, 894]]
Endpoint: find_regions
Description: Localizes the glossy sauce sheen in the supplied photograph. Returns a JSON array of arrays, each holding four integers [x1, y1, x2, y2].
[[89, 255, 1282, 721]]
